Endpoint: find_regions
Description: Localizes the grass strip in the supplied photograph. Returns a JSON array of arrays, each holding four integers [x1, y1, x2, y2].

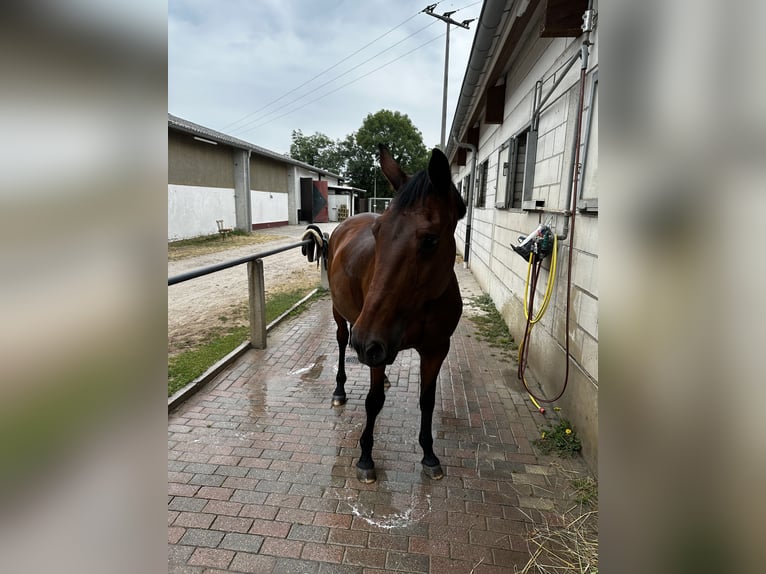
[[167, 287, 324, 396]]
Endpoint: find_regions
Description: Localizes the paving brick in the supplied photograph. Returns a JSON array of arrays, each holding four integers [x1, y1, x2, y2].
[[469, 528, 511, 549], [385, 551, 429, 573], [201, 500, 242, 516], [328, 528, 368, 547], [260, 537, 304, 559], [179, 528, 225, 548], [367, 532, 408, 552], [316, 564, 363, 574], [168, 526, 185, 544], [209, 514, 253, 533], [273, 557, 320, 574], [186, 547, 234, 569], [168, 497, 208, 513], [239, 503, 279, 520], [343, 547, 386, 569], [408, 536, 450, 557], [301, 542, 345, 564], [287, 523, 329, 543], [492, 548, 532, 568], [196, 486, 233, 501], [229, 552, 277, 573], [249, 519, 291, 538], [219, 532, 264, 553], [174, 512, 215, 529], [230, 489, 269, 504], [188, 474, 225, 487], [168, 544, 195, 564], [313, 511, 352, 529]]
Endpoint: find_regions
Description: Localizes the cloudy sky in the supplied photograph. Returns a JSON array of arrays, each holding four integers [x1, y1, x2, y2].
[[169, 0, 482, 154]]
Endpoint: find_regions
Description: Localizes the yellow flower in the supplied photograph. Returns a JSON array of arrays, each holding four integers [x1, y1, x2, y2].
[[565, 428, 572, 434], [541, 432, 546, 439]]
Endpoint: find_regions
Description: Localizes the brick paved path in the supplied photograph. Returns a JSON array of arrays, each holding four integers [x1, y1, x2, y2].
[[168, 264, 591, 573]]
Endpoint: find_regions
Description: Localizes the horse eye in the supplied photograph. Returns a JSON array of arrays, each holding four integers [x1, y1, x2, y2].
[[420, 235, 439, 252]]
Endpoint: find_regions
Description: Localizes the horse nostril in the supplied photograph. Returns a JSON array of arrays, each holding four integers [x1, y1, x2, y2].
[[365, 342, 386, 366]]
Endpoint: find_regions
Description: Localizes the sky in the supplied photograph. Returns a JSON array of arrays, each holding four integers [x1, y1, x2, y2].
[[168, 0, 482, 155]]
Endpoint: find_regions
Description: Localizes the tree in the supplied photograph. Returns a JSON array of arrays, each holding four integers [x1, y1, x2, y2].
[[347, 110, 430, 198], [289, 129, 345, 175], [289, 110, 430, 203]]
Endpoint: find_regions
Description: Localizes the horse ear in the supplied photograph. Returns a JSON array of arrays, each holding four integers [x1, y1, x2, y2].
[[429, 147, 466, 220], [428, 147, 451, 191], [378, 143, 408, 191]]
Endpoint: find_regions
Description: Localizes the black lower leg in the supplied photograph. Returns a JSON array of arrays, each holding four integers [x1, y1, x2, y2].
[[332, 311, 349, 406], [356, 367, 386, 482]]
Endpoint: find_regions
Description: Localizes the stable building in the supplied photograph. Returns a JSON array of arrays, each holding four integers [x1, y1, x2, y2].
[[447, 0, 599, 469], [168, 114, 352, 240]]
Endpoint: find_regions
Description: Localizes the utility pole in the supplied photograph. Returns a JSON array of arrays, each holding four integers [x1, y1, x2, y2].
[[422, 4, 474, 151]]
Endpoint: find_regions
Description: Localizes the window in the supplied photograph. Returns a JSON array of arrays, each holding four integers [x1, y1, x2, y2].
[[495, 139, 512, 208], [462, 173, 471, 203], [578, 70, 598, 213], [475, 160, 488, 208], [495, 127, 537, 210]]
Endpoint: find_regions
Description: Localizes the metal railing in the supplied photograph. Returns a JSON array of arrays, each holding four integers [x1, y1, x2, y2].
[[168, 238, 327, 349]]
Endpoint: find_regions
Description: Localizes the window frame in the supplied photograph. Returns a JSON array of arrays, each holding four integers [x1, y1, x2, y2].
[[494, 138, 513, 209], [578, 69, 598, 213], [475, 159, 489, 208]]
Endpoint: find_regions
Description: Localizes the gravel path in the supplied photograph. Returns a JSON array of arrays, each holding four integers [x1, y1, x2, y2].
[[168, 223, 340, 356]]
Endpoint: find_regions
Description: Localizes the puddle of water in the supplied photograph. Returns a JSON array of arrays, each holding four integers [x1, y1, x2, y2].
[[345, 493, 432, 530], [289, 354, 326, 381]]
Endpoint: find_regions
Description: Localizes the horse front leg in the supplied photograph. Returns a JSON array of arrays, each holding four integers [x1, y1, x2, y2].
[[356, 365, 387, 483], [332, 307, 349, 406], [417, 343, 449, 480]]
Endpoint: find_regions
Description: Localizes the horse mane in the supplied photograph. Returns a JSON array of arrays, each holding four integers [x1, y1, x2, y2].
[[389, 169, 466, 220]]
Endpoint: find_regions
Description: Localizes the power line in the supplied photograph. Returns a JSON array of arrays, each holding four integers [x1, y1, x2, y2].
[[221, 9, 430, 133], [235, 31, 448, 137], [229, 19, 439, 136]]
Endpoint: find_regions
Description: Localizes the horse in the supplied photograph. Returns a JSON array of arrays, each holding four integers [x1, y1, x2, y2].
[[327, 144, 466, 483]]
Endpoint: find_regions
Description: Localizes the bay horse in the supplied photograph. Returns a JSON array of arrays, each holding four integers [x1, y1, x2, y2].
[[327, 144, 466, 483]]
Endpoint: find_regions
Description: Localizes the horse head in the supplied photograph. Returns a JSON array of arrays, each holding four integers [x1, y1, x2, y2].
[[350, 145, 466, 367]]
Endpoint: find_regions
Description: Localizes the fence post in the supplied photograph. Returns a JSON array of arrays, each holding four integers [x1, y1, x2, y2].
[[248, 259, 267, 349]]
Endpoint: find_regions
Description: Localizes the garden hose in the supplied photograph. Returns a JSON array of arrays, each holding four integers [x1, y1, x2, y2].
[[518, 233, 564, 410], [523, 234, 557, 324], [519, 235, 558, 414]]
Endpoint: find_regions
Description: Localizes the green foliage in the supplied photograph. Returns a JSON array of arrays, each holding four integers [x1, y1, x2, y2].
[[289, 129, 345, 174], [352, 109, 430, 196], [534, 419, 583, 457], [289, 109, 430, 199]]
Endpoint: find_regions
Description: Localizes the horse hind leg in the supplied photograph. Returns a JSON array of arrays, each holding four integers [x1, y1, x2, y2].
[[332, 307, 349, 406]]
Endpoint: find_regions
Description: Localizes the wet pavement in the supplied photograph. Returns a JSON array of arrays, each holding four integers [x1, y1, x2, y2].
[[168, 263, 592, 573]]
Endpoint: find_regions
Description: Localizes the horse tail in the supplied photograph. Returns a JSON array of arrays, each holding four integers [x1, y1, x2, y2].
[[301, 224, 328, 269]]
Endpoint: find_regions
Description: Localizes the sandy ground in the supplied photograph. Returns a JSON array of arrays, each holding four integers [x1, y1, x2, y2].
[[168, 223, 340, 357]]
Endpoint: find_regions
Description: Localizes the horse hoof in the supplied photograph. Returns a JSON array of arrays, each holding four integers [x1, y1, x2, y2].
[[332, 395, 347, 407], [356, 467, 377, 483], [422, 463, 444, 480]]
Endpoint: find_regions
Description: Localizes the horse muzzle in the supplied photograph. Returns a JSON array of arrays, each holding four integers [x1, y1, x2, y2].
[[350, 335, 397, 367]]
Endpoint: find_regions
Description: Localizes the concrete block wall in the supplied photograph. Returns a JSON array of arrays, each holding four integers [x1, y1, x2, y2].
[[453, 28, 598, 470]]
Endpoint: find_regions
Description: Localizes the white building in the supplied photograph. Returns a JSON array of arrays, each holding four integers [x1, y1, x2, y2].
[[168, 114, 351, 240]]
